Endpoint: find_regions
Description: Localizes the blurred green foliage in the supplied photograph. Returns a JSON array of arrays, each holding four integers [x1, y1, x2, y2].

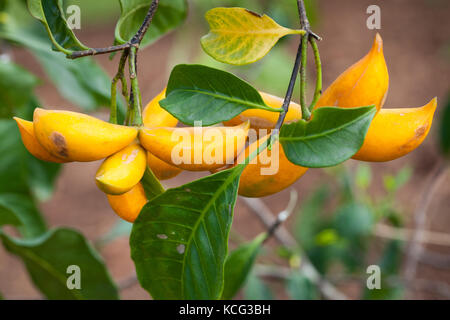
[[243, 162, 411, 300]]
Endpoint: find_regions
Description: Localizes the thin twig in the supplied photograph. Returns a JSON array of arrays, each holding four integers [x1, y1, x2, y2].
[[242, 197, 348, 300], [404, 161, 448, 287], [296, 0, 321, 41], [67, 0, 160, 59], [67, 43, 131, 59], [265, 190, 298, 244], [273, 40, 303, 133], [374, 223, 450, 247]]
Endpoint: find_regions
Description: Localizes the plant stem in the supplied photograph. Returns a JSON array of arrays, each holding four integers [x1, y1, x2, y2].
[[296, 0, 321, 41], [273, 39, 303, 133], [67, 0, 160, 59], [110, 50, 129, 124], [299, 34, 310, 120], [308, 38, 322, 111], [127, 46, 143, 126]]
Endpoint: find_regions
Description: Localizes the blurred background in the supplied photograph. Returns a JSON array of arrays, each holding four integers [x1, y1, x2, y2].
[[0, 0, 449, 299]]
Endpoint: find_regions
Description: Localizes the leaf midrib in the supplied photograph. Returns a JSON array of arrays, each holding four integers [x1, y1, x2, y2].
[[180, 166, 243, 299], [208, 29, 303, 36], [168, 88, 281, 113], [280, 108, 375, 142]]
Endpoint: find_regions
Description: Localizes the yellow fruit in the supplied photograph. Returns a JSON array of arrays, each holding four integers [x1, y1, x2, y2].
[[238, 135, 308, 198], [353, 98, 437, 162], [315, 33, 389, 112], [14, 117, 67, 163], [139, 122, 250, 171], [107, 183, 147, 223], [224, 91, 302, 129], [33, 108, 138, 162], [96, 144, 147, 195], [147, 152, 182, 180], [143, 88, 178, 128]]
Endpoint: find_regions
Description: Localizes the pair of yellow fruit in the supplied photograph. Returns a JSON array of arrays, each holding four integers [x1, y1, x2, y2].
[[14, 33, 436, 222]]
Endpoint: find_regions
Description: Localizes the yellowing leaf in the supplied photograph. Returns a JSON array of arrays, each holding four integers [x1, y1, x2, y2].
[[201, 7, 304, 65]]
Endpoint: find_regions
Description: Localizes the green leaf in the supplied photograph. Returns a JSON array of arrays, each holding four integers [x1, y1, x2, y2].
[[114, 0, 187, 49], [0, 59, 39, 118], [160, 64, 281, 126], [201, 7, 304, 65], [130, 165, 244, 300], [222, 233, 266, 299], [280, 106, 376, 168], [286, 272, 318, 300], [141, 167, 165, 200], [0, 193, 47, 238], [0, 228, 119, 300], [243, 273, 273, 300], [27, 0, 88, 54], [440, 95, 450, 156]]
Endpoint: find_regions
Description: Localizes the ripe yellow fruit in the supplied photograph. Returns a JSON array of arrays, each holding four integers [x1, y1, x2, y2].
[[33, 108, 138, 162], [96, 144, 147, 195], [147, 152, 182, 180], [224, 91, 302, 129], [14, 117, 67, 163], [142, 89, 182, 180], [139, 122, 250, 171], [353, 98, 437, 162], [315, 33, 389, 112], [143, 88, 178, 128], [107, 183, 147, 223], [238, 135, 308, 198]]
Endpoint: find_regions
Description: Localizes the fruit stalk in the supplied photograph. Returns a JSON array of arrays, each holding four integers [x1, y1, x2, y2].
[[110, 49, 130, 124], [127, 46, 143, 126], [308, 38, 322, 111], [299, 34, 310, 120]]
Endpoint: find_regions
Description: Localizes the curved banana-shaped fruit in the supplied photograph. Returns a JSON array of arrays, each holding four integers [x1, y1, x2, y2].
[[142, 89, 182, 180], [139, 122, 250, 171], [33, 108, 138, 162], [238, 135, 308, 198], [96, 144, 147, 195], [107, 183, 147, 223], [224, 91, 302, 129], [147, 152, 182, 180], [315, 33, 389, 112], [14, 117, 67, 163], [353, 98, 437, 162], [143, 88, 178, 128]]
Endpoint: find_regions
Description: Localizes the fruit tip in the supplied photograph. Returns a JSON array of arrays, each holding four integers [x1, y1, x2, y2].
[[372, 33, 383, 53]]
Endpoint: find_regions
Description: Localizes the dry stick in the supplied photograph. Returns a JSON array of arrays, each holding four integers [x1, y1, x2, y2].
[[404, 161, 448, 291], [67, 0, 160, 59], [374, 223, 450, 247], [242, 197, 348, 300]]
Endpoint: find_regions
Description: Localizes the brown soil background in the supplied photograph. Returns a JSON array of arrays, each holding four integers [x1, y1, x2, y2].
[[1, 0, 449, 299]]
